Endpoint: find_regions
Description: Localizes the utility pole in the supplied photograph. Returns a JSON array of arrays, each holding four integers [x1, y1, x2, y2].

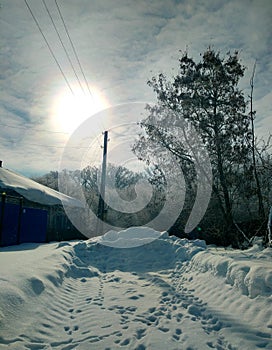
[[96, 130, 108, 233]]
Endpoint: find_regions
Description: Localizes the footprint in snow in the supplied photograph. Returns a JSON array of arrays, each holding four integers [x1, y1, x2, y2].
[[135, 328, 146, 340]]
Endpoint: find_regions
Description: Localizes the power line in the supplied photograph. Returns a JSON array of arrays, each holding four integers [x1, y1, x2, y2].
[[24, 0, 75, 96], [55, 0, 93, 98], [0, 121, 104, 146], [107, 122, 138, 132], [41, 0, 86, 96], [0, 133, 104, 150]]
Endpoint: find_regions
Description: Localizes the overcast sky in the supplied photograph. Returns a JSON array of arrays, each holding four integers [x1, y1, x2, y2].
[[0, 0, 271, 177]]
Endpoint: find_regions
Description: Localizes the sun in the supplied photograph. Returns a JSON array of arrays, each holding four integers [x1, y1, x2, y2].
[[52, 86, 109, 134]]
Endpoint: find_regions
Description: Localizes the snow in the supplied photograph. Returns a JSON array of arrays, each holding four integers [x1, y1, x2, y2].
[[96, 227, 162, 248], [0, 167, 84, 208], [0, 227, 271, 350]]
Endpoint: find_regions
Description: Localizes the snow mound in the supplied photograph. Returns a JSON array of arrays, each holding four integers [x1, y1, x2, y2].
[[190, 244, 272, 298], [95, 226, 162, 248], [75, 228, 206, 272]]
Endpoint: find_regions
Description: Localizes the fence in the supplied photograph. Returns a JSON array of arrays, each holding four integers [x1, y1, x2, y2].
[[0, 193, 48, 247]]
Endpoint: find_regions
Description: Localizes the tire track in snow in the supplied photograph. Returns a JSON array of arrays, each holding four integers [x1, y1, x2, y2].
[[4, 267, 232, 349]]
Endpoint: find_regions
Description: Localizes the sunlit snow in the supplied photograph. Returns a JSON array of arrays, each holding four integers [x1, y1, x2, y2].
[[0, 228, 271, 349]]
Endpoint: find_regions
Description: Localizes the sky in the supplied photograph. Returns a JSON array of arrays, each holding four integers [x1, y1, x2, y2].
[[0, 0, 271, 177]]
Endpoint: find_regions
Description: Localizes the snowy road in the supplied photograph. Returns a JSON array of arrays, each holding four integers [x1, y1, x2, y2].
[[35, 272, 237, 350], [0, 230, 271, 349]]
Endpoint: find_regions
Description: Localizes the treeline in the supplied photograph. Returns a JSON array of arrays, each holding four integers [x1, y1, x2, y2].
[[34, 142, 272, 248], [33, 164, 166, 231]]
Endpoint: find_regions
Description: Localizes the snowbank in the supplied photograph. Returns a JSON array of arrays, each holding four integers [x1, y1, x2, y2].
[[96, 226, 162, 248], [0, 242, 71, 329], [74, 228, 206, 273], [190, 244, 272, 298]]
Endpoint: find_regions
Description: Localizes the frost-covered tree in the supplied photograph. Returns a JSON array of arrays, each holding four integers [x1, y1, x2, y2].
[[32, 171, 59, 191], [133, 48, 252, 243]]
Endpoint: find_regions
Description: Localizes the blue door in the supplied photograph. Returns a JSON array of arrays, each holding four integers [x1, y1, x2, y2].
[[0, 202, 20, 246], [20, 207, 48, 243], [0, 203, 48, 246]]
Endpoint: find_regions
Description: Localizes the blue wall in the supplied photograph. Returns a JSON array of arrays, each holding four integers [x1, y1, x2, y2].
[[0, 201, 48, 246]]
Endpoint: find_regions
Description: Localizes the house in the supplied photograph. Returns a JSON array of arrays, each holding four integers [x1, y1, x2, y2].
[[0, 163, 85, 246]]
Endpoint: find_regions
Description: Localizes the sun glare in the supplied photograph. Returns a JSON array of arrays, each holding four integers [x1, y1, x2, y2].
[[52, 86, 109, 134]]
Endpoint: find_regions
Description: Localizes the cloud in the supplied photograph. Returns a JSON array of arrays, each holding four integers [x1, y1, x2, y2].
[[0, 0, 271, 176], [254, 91, 272, 137]]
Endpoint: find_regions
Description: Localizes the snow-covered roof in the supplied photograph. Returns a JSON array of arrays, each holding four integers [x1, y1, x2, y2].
[[0, 167, 84, 208]]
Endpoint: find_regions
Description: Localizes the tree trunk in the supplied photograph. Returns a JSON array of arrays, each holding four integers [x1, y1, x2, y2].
[[212, 99, 233, 228], [250, 62, 265, 220]]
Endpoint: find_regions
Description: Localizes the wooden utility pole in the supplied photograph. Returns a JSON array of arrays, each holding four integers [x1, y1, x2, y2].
[[97, 131, 108, 233]]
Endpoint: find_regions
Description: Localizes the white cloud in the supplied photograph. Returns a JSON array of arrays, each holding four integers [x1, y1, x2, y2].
[[0, 0, 271, 175]]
